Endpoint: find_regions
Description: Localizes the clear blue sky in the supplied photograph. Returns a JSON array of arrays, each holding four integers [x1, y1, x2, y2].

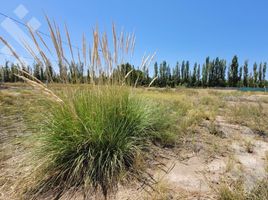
[[1, 0, 268, 75]]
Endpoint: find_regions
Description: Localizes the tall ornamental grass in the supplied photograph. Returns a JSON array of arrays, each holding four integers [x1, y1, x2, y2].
[[0, 17, 172, 199]]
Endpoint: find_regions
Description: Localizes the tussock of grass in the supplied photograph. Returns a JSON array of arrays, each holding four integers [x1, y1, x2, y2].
[[144, 181, 174, 200], [25, 86, 174, 199], [217, 178, 268, 200], [218, 179, 245, 200], [208, 122, 225, 138], [227, 102, 268, 135]]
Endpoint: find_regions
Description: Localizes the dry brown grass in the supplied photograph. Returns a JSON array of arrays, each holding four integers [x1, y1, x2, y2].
[[217, 177, 268, 200], [226, 101, 268, 135]]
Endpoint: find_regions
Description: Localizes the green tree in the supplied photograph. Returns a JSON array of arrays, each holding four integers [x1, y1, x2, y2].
[[159, 61, 168, 87], [185, 61, 190, 84], [174, 62, 180, 85], [253, 62, 258, 87], [263, 62, 267, 85], [229, 55, 239, 87], [10, 63, 18, 82], [166, 65, 172, 87], [3, 61, 10, 82], [33, 63, 41, 80], [207, 59, 215, 87], [181, 61, 185, 84], [192, 62, 197, 86], [243, 61, 249, 87], [219, 59, 226, 86], [258, 63, 263, 87], [238, 66, 243, 87], [248, 73, 254, 87], [87, 69, 90, 83], [153, 62, 159, 86], [40, 66, 45, 81], [202, 63, 208, 87], [197, 64, 201, 86], [154, 62, 158, 78]]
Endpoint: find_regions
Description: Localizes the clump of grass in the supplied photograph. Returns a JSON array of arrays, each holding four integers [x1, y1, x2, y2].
[[217, 178, 246, 200], [244, 140, 254, 154], [25, 86, 173, 199], [217, 178, 268, 200], [144, 180, 174, 200], [208, 122, 225, 138], [227, 102, 268, 135]]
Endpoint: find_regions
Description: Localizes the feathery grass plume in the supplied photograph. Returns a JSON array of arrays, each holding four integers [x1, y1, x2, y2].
[[29, 17, 140, 85], [112, 23, 118, 67], [131, 32, 135, 53], [15, 74, 63, 102], [46, 16, 68, 82], [130, 52, 156, 87], [65, 24, 75, 63], [0, 37, 61, 102], [149, 76, 158, 87], [82, 33, 87, 67], [0, 36, 24, 67], [36, 30, 53, 56], [22, 27, 53, 82]]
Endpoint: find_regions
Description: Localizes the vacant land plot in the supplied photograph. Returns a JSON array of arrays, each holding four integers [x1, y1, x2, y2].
[[0, 84, 268, 200]]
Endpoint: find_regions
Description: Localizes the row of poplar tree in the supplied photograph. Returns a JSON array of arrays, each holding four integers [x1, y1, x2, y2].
[[0, 55, 267, 87], [152, 56, 267, 88]]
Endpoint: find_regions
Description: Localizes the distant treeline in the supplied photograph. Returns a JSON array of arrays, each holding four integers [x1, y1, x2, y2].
[[151, 56, 267, 88], [0, 55, 267, 88]]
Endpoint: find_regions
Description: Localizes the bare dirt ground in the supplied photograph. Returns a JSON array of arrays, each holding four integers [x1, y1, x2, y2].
[[114, 118, 268, 199], [116, 92, 268, 199], [0, 85, 268, 200]]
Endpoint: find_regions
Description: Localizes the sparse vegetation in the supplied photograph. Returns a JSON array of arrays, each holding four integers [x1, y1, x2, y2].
[[218, 178, 246, 200], [144, 181, 174, 200], [227, 102, 268, 135], [1, 84, 268, 199], [217, 178, 268, 200]]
